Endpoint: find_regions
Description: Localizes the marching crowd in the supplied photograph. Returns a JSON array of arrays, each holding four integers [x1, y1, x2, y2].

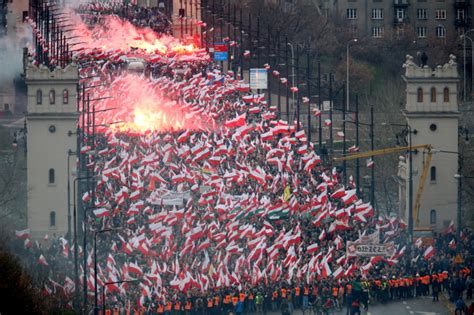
[[12, 3, 474, 315]]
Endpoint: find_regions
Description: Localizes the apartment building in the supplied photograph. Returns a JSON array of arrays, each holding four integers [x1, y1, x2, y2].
[[334, 0, 471, 40]]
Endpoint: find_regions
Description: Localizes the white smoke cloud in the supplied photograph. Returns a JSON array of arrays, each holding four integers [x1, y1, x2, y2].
[[0, 24, 32, 83]]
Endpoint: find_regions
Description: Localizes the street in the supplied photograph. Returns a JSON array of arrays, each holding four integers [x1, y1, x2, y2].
[[260, 296, 450, 315]]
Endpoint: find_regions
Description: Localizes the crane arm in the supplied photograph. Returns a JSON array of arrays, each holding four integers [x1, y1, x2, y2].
[[413, 151, 433, 226], [333, 144, 432, 162]]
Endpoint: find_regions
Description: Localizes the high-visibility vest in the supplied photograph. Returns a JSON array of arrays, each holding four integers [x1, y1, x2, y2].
[[232, 296, 238, 305], [304, 287, 310, 295], [281, 288, 287, 298], [312, 287, 318, 296], [332, 287, 338, 297], [105, 310, 111, 315], [224, 295, 231, 304], [214, 296, 220, 306], [157, 305, 164, 314], [207, 298, 213, 308], [174, 302, 181, 310], [294, 287, 301, 296], [239, 293, 245, 302], [248, 294, 254, 300], [165, 302, 172, 311], [185, 301, 192, 310], [113, 309, 119, 315]]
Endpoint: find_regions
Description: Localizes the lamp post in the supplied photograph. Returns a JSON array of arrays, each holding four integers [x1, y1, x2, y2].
[[94, 228, 123, 315], [382, 122, 417, 241], [462, 30, 474, 103], [102, 280, 141, 314], [67, 149, 76, 243], [287, 42, 295, 122], [346, 38, 358, 111], [72, 175, 94, 312]]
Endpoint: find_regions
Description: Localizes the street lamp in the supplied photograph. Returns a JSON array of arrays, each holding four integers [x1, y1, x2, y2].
[[287, 42, 296, 122], [94, 228, 123, 315], [346, 38, 358, 111], [382, 122, 417, 241], [462, 29, 474, 103], [72, 175, 95, 312]]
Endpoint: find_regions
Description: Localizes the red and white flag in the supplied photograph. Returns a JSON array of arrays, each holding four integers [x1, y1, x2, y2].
[[423, 245, 435, 260]]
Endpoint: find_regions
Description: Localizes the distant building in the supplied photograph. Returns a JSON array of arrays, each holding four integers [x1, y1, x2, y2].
[[24, 59, 78, 240], [398, 54, 459, 232]]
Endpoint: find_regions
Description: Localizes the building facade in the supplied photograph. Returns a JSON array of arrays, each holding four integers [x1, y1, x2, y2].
[[333, 0, 471, 40], [25, 60, 78, 240], [399, 54, 459, 232]]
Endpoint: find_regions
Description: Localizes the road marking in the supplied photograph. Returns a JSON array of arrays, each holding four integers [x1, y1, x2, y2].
[[409, 311, 414, 315], [412, 312, 440, 315], [406, 306, 411, 309], [403, 301, 408, 305]]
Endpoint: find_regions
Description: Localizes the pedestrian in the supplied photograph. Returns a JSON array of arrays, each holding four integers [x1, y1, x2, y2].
[[456, 296, 467, 315]]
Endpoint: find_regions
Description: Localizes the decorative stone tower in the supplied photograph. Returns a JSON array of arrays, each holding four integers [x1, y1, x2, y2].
[[401, 54, 459, 232], [25, 59, 78, 239]]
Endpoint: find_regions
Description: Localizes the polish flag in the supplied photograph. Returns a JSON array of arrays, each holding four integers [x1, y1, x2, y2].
[[321, 261, 332, 278], [361, 262, 372, 274], [348, 145, 359, 153], [423, 245, 435, 260], [332, 266, 344, 279], [272, 70, 280, 77], [236, 83, 250, 92], [243, 50, 251, 58], [93, 208, 109, 218], [324, 119, 332, 126], [224, 113, 246, 128], [290, 86, 299, 93], [177, 130, 191, 143], [448, 239, 456, 250], [336, 131, 344, 138], [312, 108, 321, 117], [331, 187, 346, 199], [307, 243, 319, 254], [302, 97, 310, 104], [342, 189, 357, 205], [128, 262, 143, 275], [366, 158, 374, 168], [38, 254, 49, 266], [15, 229, 31, 240], [280, 78, 288, 85], [264, 63, 271, 70]]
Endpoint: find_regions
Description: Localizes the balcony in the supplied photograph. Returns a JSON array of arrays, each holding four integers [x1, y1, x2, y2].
[[455, 17, 471, 27], [394, 0, 409, 7], [454, 0, 471, 8], [394, 17, 410, 25]]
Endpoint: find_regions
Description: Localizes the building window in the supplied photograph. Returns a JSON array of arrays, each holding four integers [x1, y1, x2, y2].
[[430, 87, 437, 102], [430, 166, 436, 181], [430, 209, 437, 224], [49, 89, 55, 105], [435, 9, 446, 20], [36, 90, 42, 105], [50, 211, 56, 227], [436, 25, 446, 38], [372, 27, 384, 38], [49, 168, 55, 184], [347, 8, 357, 19], [417, 87, 423, 102], [457, 9, 465, 21], [417, 26, 427, 38], [396, 8, 406, 21], [417, 8, 427, 20], [443, 87, 450, 102], [63, 89, 69, 104], [372, 8, 383, 19]]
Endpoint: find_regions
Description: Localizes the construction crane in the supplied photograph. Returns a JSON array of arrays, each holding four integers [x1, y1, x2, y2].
[[333, 144, 433, 227]]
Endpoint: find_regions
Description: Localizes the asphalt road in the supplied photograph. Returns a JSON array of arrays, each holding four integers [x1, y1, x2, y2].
[[258, 296, 450, 315]]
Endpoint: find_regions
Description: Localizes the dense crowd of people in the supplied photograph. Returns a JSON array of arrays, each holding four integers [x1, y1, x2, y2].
[[13, 3, 474, 315]]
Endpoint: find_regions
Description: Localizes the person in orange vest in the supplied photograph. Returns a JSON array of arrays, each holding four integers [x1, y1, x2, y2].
[[183, 299, 192, 315], [271, 289, 278, 312], [157, 303, 165, 314], [223, 292, 232, 312], [165, 300, 172, 315], [174, 299, 182, 314], [302, 286, 310, 311], [294, 286, 301, 309], [247, 290, 255, 313], [206, 295, 214, 314]]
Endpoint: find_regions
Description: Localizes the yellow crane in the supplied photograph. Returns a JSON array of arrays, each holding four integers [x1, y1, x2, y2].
[[333, 144, 433, 226]]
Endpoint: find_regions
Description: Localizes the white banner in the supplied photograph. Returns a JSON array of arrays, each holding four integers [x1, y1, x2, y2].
[[346, 241, 395, 257], [148, 190, 191, 206], [250, 68, 268, 90], [356, 230, 380, 245]]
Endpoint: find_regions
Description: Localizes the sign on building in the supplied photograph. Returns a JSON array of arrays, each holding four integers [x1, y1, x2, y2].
[[213, 43, 228, 61], [250, 68, 268, 90]]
